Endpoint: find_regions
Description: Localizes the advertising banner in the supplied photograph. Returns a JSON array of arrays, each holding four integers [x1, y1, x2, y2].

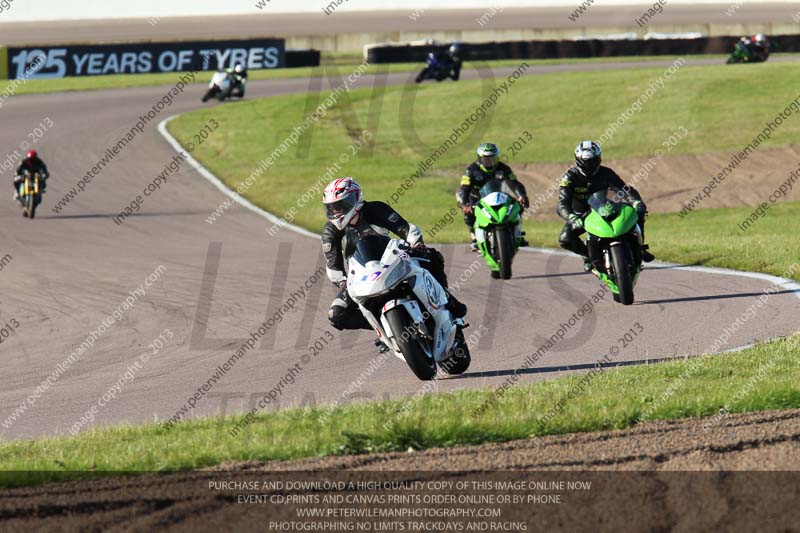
[[5, 38, 285, 79]]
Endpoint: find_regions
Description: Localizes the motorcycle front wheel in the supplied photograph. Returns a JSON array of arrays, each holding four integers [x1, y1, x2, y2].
[[610, 244, 634, 305], [385, 307, 436, 381], [496, 227, 514, 280], [26, 194, 36, 219]]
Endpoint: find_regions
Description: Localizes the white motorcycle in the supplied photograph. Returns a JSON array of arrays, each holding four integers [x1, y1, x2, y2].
[[346, 235, 471, 381], [202, 71, 234, 102]]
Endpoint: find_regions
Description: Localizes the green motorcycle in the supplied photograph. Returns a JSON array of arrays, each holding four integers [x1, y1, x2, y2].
[[584, 190, 644, 305], [473, 179, 523, 280]]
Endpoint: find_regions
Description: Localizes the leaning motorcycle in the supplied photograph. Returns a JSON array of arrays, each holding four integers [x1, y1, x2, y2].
[[415, 53, 454, 83], [726, 41, 768, 64], [346, 235, 470, 380], [584, 190, 644, 305], [19, 171, 43, 219], [202, 71, 233, 102], [473, 179, 523, 280], [726, 42, 751, 64]]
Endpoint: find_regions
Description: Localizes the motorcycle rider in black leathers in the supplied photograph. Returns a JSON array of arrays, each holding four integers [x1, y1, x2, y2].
[[557, 141, 655, 271], [322, 177, 467, 336], [442, 42, 463, 81], [419, 42, 463, 82], [225, 64, 247, 97], [457, 142, 529, 250], [14, 150, 49, 201], [738, 33, 771, 63]]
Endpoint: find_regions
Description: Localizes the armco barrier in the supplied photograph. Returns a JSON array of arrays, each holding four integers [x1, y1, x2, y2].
[[286, 49, 321, 69], [366, 35, 800, 63]]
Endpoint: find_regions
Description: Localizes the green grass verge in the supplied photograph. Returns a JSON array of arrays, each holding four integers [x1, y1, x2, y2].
[[1, 54, 704, 97], [1, 334, 797, 487], [169, 60, 800, 278]]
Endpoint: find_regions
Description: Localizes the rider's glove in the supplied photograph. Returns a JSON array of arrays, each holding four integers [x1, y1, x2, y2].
[[461, 203, 474, 215], [568, 213, 583, 230], [519, 196, 530, 209], [632, 200, 646, 215]]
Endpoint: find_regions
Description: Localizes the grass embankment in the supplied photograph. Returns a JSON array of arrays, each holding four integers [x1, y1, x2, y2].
[[169, 60, 800, 278], [1, 334, 797, 487]]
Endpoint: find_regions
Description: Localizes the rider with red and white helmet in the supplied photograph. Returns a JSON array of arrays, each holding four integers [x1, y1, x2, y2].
[[751, 33, 770, 61], [739, 33, 771, 62], [321, 177, 467, 333]]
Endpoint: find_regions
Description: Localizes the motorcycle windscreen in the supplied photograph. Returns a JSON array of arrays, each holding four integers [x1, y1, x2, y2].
[[352, 235, 391, 267], [479, 178, 507, 198], [587, 189, 615, 212], [585, 190, 637, 238]]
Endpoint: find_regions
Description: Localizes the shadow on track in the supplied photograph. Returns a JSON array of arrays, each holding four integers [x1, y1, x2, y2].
[[513, 271, 590, 280], [512, 261, 704, 281], [636, 289, 799, 305], [45, 211, 209, 220], [441, 354, 702, 380]]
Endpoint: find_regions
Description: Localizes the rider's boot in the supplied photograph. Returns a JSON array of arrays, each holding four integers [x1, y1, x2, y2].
[[446, 291, 468, 318], [641, 245, 655, 263], [374, 338, 390, 354], [469, 231, 478, 252]]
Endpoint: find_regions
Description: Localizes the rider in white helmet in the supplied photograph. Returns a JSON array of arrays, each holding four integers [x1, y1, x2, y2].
[[226, 63, 248, 97], [738, 33, 771, 62], [321, 177, 467, 336], [752, 33, 771, 61]]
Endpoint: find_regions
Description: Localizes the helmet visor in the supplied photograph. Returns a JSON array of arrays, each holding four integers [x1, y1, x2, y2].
[[479, 155, 497, 168], [325, 193, 358, 220], [578, 157, 601, 176]]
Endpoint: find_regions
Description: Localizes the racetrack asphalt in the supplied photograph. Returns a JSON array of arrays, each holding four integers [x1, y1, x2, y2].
[[0, 60, 798, 442]]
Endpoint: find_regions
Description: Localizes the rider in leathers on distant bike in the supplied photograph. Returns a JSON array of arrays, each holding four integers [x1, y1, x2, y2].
[[556, 141, 655, 271], [738, 33, 771, 62], [321, 177, 467, 337], [457, 142, 529, 250], [225, 63, 247, 96], [421, 42, 463, 81], [14, 150, 49, 201]]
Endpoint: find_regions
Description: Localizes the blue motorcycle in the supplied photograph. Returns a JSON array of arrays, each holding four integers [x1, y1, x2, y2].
[[415, 53, 458, 83]]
